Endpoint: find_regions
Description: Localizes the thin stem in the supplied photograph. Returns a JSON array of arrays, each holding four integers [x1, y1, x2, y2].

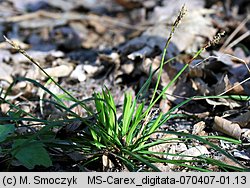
[[4, 36, 76, 103]]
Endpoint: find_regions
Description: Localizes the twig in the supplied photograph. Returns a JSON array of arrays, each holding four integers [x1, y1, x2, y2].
[[224, 31, 250, 51], [5, 10, 61, 22], [220, 15, 249, 51], [218, 76, 250, 96], [4, 10, 146, 31]]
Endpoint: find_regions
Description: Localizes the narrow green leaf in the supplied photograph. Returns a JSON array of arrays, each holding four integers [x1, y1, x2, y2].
[[139, 113, 163, 145], [147, 113, 163, 135], [15, 77, 66, 107], [90, 127, 99, 142], [122, 149, 161, 172], [94, 93, 106, 126], [102, 90, 116, 136], [133, 137, 180, 152], [122, 93, 135, 136], [8, 110, 23, 119], [114, 154, 136, 172], [163, 131, 245, 167], [126, 102, 144, 145]]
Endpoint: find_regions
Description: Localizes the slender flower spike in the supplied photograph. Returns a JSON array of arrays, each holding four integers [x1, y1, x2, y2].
[[149, 5, 188, 113], [173, 4, 187, 28], [164, 5, 187, 49], [204, 31, 226, 49]]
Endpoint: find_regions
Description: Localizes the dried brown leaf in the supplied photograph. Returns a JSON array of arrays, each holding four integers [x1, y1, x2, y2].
[[175, 146, 209, 160], [206, 98, 242, 109], [148, 134, 178, 158], [232, 111, 250, 128], [191, 78, 210, 95], [44, 64, 74, 78], [159, 98, 172, 114], [192, 121, 207, 136], [153, 163, 171, 172], [214, 74, 245, 95], [213, 116, 242, 139], [215, 155, 244, 168], [145, 0, 217, 52]]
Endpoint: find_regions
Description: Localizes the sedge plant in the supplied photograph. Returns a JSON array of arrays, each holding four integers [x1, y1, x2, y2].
[[1, 5, 249, 171], [84, 5, 248, 171]]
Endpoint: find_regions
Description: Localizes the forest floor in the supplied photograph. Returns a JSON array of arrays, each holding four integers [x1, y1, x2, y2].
[[0, 0, 250, 172]]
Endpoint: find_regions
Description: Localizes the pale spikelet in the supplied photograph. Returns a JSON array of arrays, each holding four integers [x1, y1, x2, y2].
[[204, 31, 226, 49], [165, 4, 187, 48], [173, 4, 187, 28]]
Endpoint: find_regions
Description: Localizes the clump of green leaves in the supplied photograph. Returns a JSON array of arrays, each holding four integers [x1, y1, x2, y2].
[[83, 5, 246, 171], [1, 5, 248, 172]]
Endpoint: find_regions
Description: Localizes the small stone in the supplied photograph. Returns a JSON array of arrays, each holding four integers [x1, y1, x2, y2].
[[70, 65, 87, 82]]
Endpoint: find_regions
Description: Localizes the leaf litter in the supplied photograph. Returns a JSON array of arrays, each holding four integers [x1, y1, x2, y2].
[[0, 0, 250, 171]]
